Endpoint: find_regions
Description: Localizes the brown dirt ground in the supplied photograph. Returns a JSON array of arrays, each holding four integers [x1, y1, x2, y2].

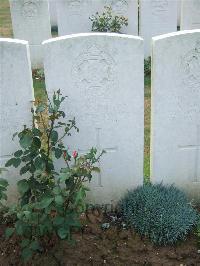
[[0, 209, 199, 266]]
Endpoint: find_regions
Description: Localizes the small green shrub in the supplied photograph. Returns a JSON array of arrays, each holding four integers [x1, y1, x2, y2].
[[89, 6, 128, 33], [144, 57, 151, 77], [119, 183, 198, 246]]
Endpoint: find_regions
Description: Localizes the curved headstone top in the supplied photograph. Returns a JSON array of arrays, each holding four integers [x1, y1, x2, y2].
[[43, 32, 144, 205], [0, 38, 28, 45], [43, 32, 143, 45], [151, 29, 200, 202], [152, 29, 200, 42], [0, 38, 33, 202]]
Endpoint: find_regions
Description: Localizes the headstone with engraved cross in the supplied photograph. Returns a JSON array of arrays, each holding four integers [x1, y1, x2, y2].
[[151, 30, 200, 202], [0, 38, 33, 203], [43, 33, 144, 205]]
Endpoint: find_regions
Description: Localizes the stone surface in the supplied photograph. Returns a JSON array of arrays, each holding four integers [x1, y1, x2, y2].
[[139, 0, 178, 57], [43, 33, 144, 205], [177, 0, 181, 27], [49, 0, 57, 26], [9, 0, 52, 68], [0, 38, 33, 202], [57, 0, 138, 36], [151, 30, 200, 202], [181, 0, 200, 30]]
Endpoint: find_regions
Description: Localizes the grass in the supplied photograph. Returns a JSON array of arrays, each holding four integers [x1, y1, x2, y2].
[[0, 0, 151, 180], [0, 0, 12, 37]]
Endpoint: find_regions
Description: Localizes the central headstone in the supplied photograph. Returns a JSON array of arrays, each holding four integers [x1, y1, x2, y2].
[[0, 38, 33, 202], [57, 0, 138, 36], [9, 0, 52, 68], [151, 30, 200, 202], [139, 0, 178, 57], [43, 33, 144, 205]]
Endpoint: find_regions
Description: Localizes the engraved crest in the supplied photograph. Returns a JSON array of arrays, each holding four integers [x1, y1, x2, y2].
[[72, 44, 115, 89], [152, 0, 168, 16], [21, 1, 38, 19], [181, 40, 200, 89]]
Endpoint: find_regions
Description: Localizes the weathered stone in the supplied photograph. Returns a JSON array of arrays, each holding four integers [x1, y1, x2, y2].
[[151, 30, 200, 202], [0, 38, 33, 203], [43, 33, 144, 204]]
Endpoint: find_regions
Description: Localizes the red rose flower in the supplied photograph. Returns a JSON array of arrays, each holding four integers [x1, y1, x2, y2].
[[72, 151, 78, 159]]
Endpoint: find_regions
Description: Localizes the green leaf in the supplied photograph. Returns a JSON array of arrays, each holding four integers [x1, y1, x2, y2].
[[53, 216, 65, 226], [0, 178, 8, 187], [34, 157, 45, 170], [20, 165, 30, 175], [5, 158, 15, 167], [51, 131, 58, 143], [13, 158, 21, 168], [5, 227, 15, 238], [32, 128, 42, 137], [30, 240, 40, 251], [15, 221, 25, 235], [20, 134, 32, 149], [57, 227, 69, 239], [55, 195, 64, 206], [54, 148, 62, 159], [17, 180, 29, 195], [14, 150, 23, 158], [37, 197, 54, 209], [59, 171, 71, 182], [21, 247, 33, 261], [32, 137, 41, 150], [53, 187, 61, 195], [20, 239, 30, 248]]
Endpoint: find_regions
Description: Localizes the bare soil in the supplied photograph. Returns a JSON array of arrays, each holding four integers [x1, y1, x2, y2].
[[0, 209, 199, 266]]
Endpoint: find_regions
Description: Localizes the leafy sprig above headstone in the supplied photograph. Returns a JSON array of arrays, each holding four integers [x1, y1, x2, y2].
[[89, 6, 128, 33]]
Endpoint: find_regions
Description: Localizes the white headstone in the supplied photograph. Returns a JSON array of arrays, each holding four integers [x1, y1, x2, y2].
[[43, 33, 144, 205], [49, 0, 57, 26], [57, 0, 138, 36], [0, 38, 33, 202], [9, 0, 52, 68], [151, 30, 200, 201], [139, 0, 178, 57], [181, 0, 200, 30]]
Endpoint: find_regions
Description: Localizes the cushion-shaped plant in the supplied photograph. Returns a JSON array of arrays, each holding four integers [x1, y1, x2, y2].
[[119, 183, 198, 245]]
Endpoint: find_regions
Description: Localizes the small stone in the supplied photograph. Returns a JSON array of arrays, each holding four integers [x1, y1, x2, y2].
[[101, 223, 110, 230]]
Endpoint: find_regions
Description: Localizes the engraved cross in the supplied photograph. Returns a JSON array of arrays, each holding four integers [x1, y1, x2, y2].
[[78, 128, 118, 187], [179, 125, 200, 182]]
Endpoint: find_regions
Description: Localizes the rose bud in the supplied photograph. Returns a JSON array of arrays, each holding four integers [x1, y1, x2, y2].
[[72, 151, 78, 159]]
